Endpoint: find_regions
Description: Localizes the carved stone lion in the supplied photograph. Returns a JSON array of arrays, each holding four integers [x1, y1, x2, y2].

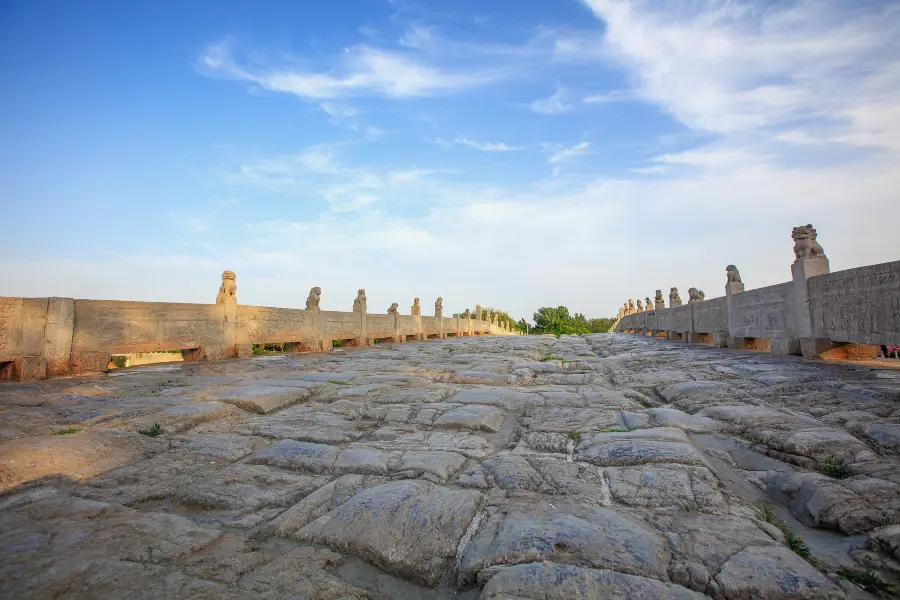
[[354, 289, 367, 308], [387, 303, 399, 314], [435, 297, 443, 312], [305, 287, 321, 310], [216, 270, 236, 304], [655, 290, 664, 305], [792, 224, 826, 261], [636, 299, 644, 311], [628, 299, 635, 313], [669, 287, 682, 307], [645, 297, 653, 311], [726, 265, 742, 284], [688, 287, 706, 304], [463, 309, 471, 318], [411, 298, 420, 316]]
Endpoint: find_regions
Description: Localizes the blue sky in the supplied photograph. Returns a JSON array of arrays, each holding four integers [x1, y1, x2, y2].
[[1, 0, 898, 320]]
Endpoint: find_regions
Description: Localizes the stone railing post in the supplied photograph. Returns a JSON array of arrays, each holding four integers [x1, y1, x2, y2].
[[790, 225, 831, 357], [44, 297, 75, 376], [724, 266, 745, 349], [411, 298, 422, 340], [214, 270, 245, 359], [300, 286, 324, 351], [353, 290, 368, 347], [435, 297, 444, 338], [475, 304, 483, 335]]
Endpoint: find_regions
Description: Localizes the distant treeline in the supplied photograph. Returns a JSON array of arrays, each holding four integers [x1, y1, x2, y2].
[[527, 306, 616, 336], [455, 305, 615, 336]]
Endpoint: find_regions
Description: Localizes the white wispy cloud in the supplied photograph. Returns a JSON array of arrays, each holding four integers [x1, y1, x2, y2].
[[581, 0, 900, 151], [429, 137, 525, 151], [529, 87, 573, 114], [198, 37, 497, 100], [582, 90, 632, 104], [545, 141, 590, 174]]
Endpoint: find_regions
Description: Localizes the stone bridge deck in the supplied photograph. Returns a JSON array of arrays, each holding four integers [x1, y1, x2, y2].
[[1, 334, 899, 599]]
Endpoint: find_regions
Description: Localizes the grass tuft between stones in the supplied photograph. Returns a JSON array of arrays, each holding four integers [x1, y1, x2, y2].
[[328, 380, 348, 385], [837, 567, 895, 595], [52, 427, 80, 435], [138, 423, 162, 437], [538, 353, 559, 362], [758, 502, 811, 559], [822, 457, 851, 479]]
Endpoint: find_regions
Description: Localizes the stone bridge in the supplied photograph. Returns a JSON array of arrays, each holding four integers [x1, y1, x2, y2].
[[0, 276, 517, 381], [614, 224, 899, 361], [1, 331, 898, 598]]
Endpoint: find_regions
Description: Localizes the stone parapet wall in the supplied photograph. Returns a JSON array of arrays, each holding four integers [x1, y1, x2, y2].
[[616, 259, 899, 357], [0, 277, 518, 381], [614, 225, 898, 358], [808, 260, 900, 346]]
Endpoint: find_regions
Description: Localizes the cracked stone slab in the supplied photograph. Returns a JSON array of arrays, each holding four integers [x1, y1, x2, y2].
[[715, 546, 846, 599], [213, 385, 313, 414], [576, 428, 708, 467], [433, 404, 505, 432], [297, 479, 483, 587], [458, 500, 670, 585], [479, 562, 708, 600]]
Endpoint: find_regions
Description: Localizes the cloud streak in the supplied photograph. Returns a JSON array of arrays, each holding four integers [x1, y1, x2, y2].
[[199, 38, 498, 100], [582, 0, 900, 152]]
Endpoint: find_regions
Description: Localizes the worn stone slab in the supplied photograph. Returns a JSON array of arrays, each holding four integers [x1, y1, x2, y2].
[[480, 563, 708, 600], [433, 404, 505, 432], [459, 502, 670, 585], [576, 428, 708, 467], [715, 546, 846, 599], [297, 480, 482, 586], [214, 385, 312, 414], [446, 387, 541, 409]]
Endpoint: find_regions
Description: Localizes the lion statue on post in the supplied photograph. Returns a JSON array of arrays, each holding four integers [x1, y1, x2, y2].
[[726, 265, 742, 284], [791, 224, 826, 262], [688, 288, 705, 304], [387, 303, 399, 314], [216, 270, 236, 304], [669, 287, 683, 307], [305, 287, 321, 310], [353, 289, 367, 309], [645, 297, 653, 311]]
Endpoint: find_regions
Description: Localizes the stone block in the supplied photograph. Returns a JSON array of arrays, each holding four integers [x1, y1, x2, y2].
[[800, 337, 838, 358], [43, 297, 75, 376], [182, 344, 227, 362], [70, 351, 110, 375], [233, 344, 254, 358], [0, 356, 46, 381], [768, 338, 801, 356]]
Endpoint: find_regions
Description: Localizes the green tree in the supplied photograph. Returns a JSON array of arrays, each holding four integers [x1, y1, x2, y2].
[[589, 317, 617, 333], [532, 306, 591, 336]]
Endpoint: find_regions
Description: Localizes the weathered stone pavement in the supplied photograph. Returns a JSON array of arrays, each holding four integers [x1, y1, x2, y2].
[[2, 333, 900, 599]]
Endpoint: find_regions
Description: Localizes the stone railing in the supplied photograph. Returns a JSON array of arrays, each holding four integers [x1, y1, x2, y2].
[[0, 274, 518, 381], [614, 224, 899, 359]]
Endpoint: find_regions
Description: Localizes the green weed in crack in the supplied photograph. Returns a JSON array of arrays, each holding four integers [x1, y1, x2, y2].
[[757, 502, 810, 559]]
